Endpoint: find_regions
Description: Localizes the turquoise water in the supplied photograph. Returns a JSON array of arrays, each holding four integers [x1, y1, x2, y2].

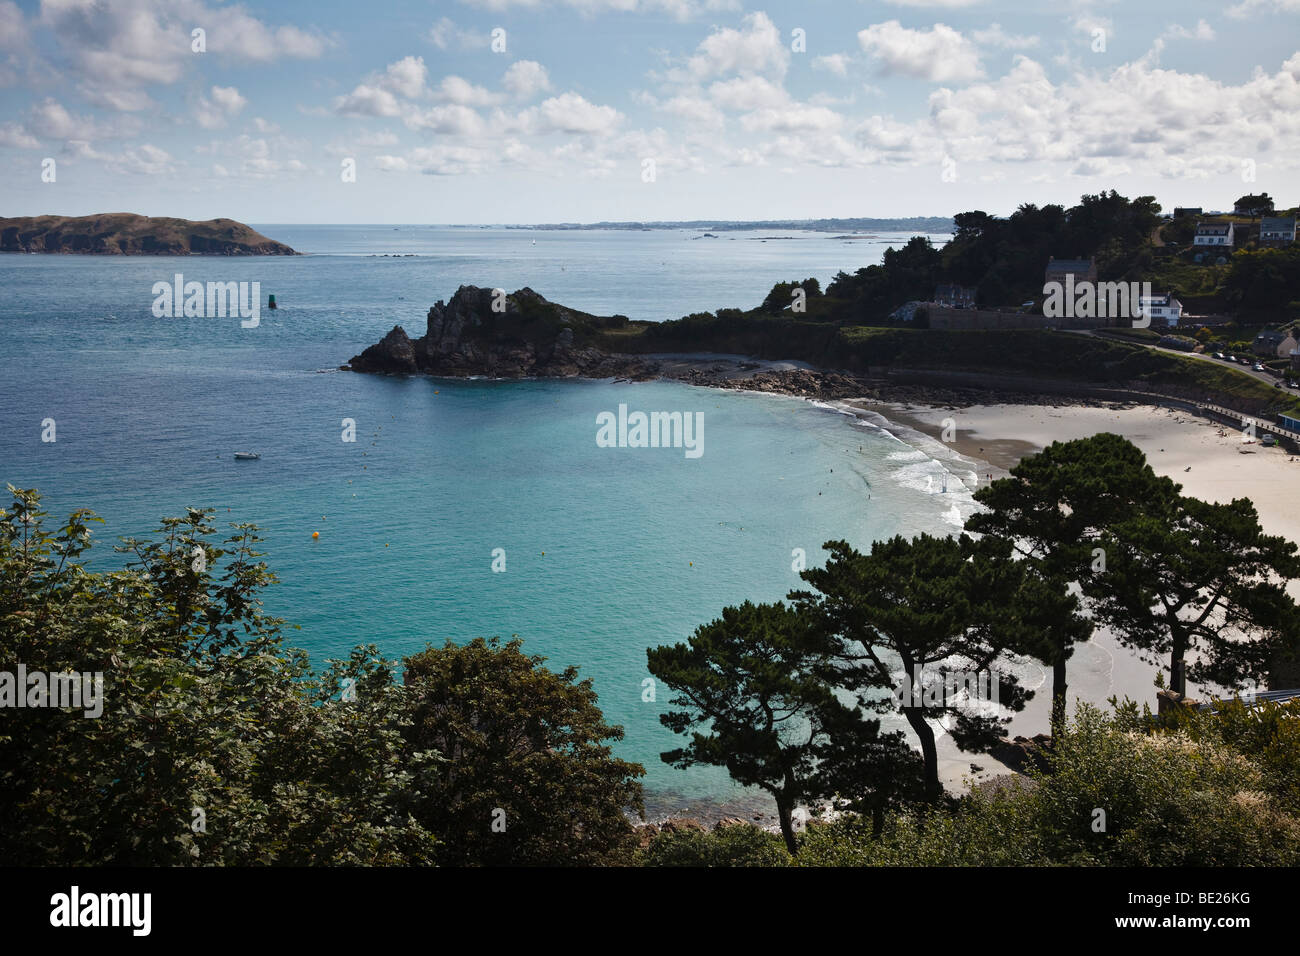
[[0, 227, 968, 814]]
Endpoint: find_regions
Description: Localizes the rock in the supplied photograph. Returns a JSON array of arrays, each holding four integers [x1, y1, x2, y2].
[[658, 817, 705, 835], [348, 325, 418, 373], [350, 285, 659, 381], [635, 823, 659, 849], [714, 816, 752, 831], [991, 733, 1053, 773]]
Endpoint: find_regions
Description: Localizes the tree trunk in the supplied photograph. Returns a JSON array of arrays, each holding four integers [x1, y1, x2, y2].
[[903, 705, 941, 802], [871, 806, 885, 839], [775, 796, 798, 856], [1051, 656, 1068, 737], [1170, 627, 1188, 696]]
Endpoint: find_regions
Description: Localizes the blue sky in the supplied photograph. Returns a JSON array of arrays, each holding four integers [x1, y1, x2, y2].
[[1, 0, 1298, 223]]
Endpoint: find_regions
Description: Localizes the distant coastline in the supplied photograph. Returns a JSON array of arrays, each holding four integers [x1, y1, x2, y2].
[[0, 213, 298, 256], [499, 216, 955, 233]]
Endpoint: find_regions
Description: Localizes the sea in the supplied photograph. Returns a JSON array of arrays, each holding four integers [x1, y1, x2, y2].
[[0, 225, 977, 819]]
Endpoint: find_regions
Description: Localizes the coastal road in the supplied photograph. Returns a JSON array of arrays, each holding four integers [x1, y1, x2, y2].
[[1064, 329, 1292, 389]]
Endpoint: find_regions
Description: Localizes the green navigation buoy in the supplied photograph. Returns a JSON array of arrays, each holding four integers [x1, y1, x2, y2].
[[268, 294, 277, 310]]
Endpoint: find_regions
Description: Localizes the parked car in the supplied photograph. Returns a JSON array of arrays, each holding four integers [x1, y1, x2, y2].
[[1253, 363, 1265, 371]]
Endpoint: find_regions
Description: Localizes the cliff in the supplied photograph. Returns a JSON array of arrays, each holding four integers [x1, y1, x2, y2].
[[0, 213, 298, 255], [347, 285, 658, 379]]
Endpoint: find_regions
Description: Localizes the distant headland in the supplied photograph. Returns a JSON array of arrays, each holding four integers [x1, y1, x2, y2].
[[500, 217, 954, 233], [0, 213, 298, 255]]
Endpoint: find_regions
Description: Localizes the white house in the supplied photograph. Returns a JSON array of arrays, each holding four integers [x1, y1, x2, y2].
[[1194, 222, 1234, 247], [1139, 293, 1183, 327]]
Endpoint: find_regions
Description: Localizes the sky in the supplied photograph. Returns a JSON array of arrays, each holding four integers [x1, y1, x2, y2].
[[0, 0, 1298, 223]]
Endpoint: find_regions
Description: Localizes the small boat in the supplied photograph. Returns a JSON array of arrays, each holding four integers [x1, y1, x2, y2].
[[234, 452, 260, 460]]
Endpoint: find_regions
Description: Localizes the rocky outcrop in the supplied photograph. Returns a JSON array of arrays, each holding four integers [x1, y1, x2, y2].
[[347, 284, 661, 380], [0, 214, 297, 255], [349, 326, 418, 373], [991, 733, 1053, 773]]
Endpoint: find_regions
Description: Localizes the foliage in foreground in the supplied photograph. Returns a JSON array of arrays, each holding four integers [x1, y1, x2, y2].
[[0, 488, 643, 865], [639, 702, 1300, 866]]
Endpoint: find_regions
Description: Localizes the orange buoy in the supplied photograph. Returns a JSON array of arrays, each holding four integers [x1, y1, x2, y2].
[[312, 531, 319, 539]]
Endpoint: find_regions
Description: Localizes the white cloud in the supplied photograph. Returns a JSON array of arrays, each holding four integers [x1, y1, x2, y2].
[[429, 16, 488, 50], [78, 87, 154, 112], [503, 60, 552, 99], [657, 94, 725, 125], [28, 98, 98, 140], [688, 11, 788, 79], [972, 24, 1040, 49], [455, 0, 740, 20], [1228, 0, 1300, 16], [335, 84, 403, 118], [383, 56, 430, 99], [858, 21, 984, 83], [528, 93, 623, 135], [337, 56, 442, 116], [404, 104, 487, 136], [36, 0, 329, 112], [435, 75, 502, 107], [64, 139, 175, 175], [709, 75, 789, 111], [196, 85, 247, 129], [739, 106, 843, 133], [407, 144, 491, 176], [0, 122, 39, 148], [1070, 15, 1113, 42], [356, 130, 400, 148], [0, 0, 30, 52], [813, 54, 851, 77], [1163, 19, 1216, 41]]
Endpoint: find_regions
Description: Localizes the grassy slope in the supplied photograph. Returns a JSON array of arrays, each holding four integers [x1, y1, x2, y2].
[[599, 316, 1300, 416]]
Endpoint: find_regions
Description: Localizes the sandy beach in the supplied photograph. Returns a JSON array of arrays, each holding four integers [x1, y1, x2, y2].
[[850, 399, 1300, 792]]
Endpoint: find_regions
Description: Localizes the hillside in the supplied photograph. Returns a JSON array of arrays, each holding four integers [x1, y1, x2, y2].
[[0, 213, 298, 255], [346, 284, 1300, 420]]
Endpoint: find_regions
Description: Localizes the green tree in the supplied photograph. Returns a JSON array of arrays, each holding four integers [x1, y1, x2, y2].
[[403, 636, 645, 866], [966, 433, 1175, 732], [647, 600, 855, 854], [0, 487, 438, 865], [794, 534, 1036, 802], [1234, 192, 1275, 218], [1086, 494, 1300, 697]]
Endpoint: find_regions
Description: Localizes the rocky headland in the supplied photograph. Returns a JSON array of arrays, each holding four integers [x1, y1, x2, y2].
[[348, 285, 663, 379], [345, 284, 1122, 408], [0, 213, 298, 255]]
